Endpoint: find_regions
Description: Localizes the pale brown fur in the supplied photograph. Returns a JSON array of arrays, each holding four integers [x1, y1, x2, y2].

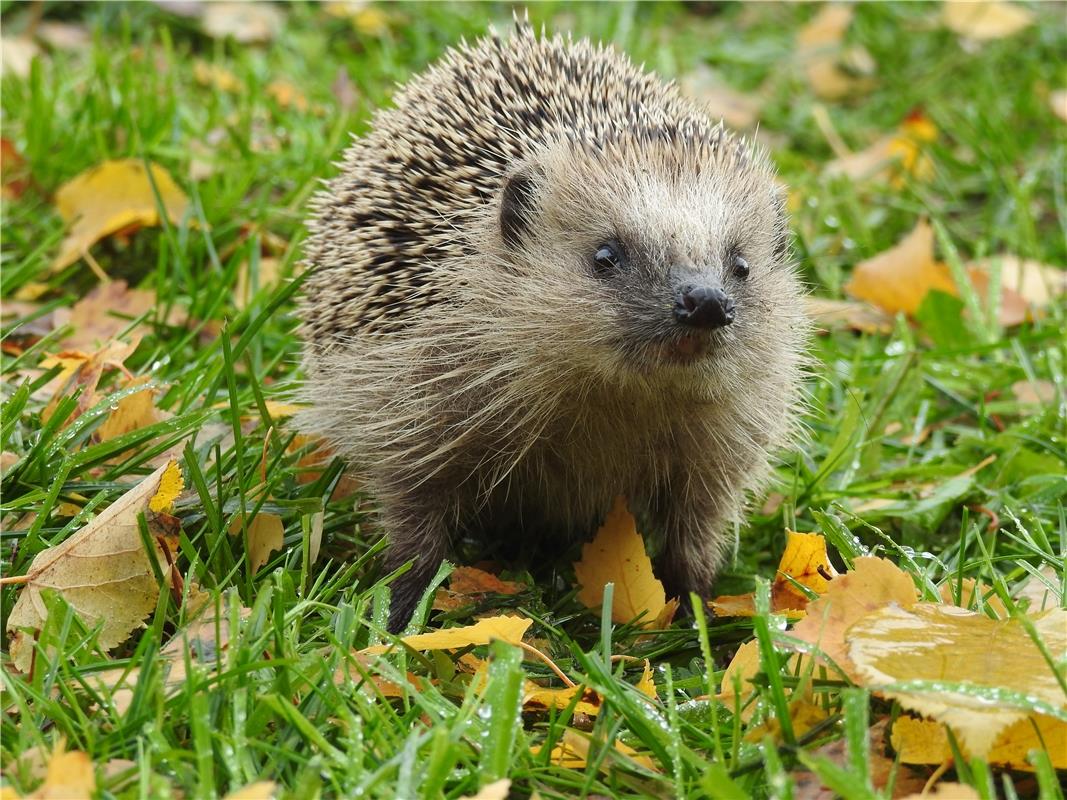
[[300, 20, 808, 632]]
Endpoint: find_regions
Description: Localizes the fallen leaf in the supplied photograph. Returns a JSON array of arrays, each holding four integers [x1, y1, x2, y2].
[[680, 65, 763, 129], [900, 784, 979, 800], [796, 5, 876, 100], [710, 530, 837, 617], [573, 496, 667, 627], [458, 780, 510, 800], [1011, 379, 1056, 407], [308, 511, 324, 565], [201, 2, 283, 43], [2, 137, 31, 199], [222, 781, 277, 800], [230, 513, 284, 575], [53, 281, 158, 350], [52, 160, 190, 272], [1015, 564, 1059, 612], [40, 337, 141, 425], [744, 699, 829, 743], [826, 112, 938, 185], [96, 376, 165, 442], [968, 254, 1066, 310], [938, 577, 1008, 619], [1, 36, 40, 78], [193, 60, 241, 93], [235, 256, 283, 310], [845, 220, 954, 316], [790, 557, 918, 679], [804, 297, 894, 335], [5, 461, 184, 671], [325, 2, 391, 36], [433, 566, 527, 611], [35, 21, 92, 51], [847, 604, 1067, 756], [523, 682, 602, 717], [891, 713, 1067, 771], [942, 0, 1033, 42], [532, 729, 657, 772], [267, 80, 309, 112], [1052, 90, 1067, 123], [361, 614, 532, 654], [20, 741, 94, 800], [288, 433, 361, 499], [636, 659, 657, 700]]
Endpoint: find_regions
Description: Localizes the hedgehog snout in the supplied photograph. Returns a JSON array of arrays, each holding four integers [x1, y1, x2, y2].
[[673, 284, 736, 330]]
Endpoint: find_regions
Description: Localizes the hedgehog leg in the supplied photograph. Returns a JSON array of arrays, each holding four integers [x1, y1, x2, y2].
[[381, 507, 449, 634], [653, 490, 732, 612]]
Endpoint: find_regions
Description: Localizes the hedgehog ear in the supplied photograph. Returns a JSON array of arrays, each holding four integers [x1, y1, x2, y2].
[[499, 165, 542, 249]]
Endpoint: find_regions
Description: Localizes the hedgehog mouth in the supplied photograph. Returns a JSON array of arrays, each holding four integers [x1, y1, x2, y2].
[[652, 333, 713, 365]]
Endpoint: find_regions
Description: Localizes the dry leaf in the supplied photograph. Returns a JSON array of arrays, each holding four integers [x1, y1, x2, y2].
[[847, 604, 1066, 756], [52, 160, 190, 272], [573, 496, 667, 627], [636, 659, 657, 700], [53, 281, 161, 351], [19, 741, 94, 800], [891, 713, 1067, 771], [267, 81, 309, 112], [235, 256, 283, 310], [96, 376, 165, 442], [532, 729, 656, 772], [222, 781, 277, 800], [1052, 90, 1067, 123], [744, 700, 829, 743], [1011, 379, 1056, 407], [193, 60, 241, 93], [680, 65, 762, 129], [202, 2, 283, 43], [804, 297, 893, 335], [796, 5, 876, 100], [5, 461, 183, 671], [433, 566, 526, 611], [968, 254, 1065, 310], [790, 557, 918, 679], [825, 113, 938, 185], [938, 577, 1008, 619], [942, 0, 1033, 42], [35, 21, 92, 51], [325, 2, 391, 37], [523, 683, 602, 717], [900, 784, 979, 800], [1, 36, 40, 78], [458, 779, 511, 800], [361, 614, 532, 654], [1015, 564, 1059, 612], [230, 513, 284, 575], [710, 530, 836, 617], [2, 137, 31, 200], [716, 640, 814, 723], [308, 511, 324, 565]]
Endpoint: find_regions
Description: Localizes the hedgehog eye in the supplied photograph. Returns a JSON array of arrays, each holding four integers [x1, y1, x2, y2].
[[593, 241, 625, 274], [732, 253, 750, 280]]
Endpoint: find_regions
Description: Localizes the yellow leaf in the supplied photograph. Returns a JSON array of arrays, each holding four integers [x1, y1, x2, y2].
[[6, 460, 182, 672], [796, 5, 876, 100], [149, 462, 183, 513], [97, 376, 164, 442], [744, 699, 829, 743], [710, 530, 836, 618], [716, 640, 814, 723], [51, 160, 190, 272], [636, 659, 657, 700], [232, 513, 284, 575], [221, 781, 277, 800], [938, 577, 1008, 619], [27, 742, 94, 800], [361, 614, 532, 654], [847, 604, 1067, 756], [942, 0, 1033, 41], [891, 713, 1067, 771], [532, 729, 657, 772], [458, 780, 511, 800], [573, 496, 667, 627], [193, 60, 241, 93], [790, 557, 918, 679], [201, 3, 282, 43], [523, 683, 602, 716]]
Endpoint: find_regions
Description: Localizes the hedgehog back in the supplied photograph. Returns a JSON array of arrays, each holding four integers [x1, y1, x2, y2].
[[301, 25, 713, 342]]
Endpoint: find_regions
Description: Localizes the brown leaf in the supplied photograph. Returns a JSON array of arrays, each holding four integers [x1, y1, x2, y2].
[[51, 160, 190, 272], [824, 112, 938, 185], [96, 376, 167, 442], [2, 137, 31, 199], [573, 496, 668, 627], [680, 65, 762, 129], [790, 556, 918, 679], [796, 5, 876, 100], [804, 297, 894, 335], [35, 22, 92, 51], [53, 281, 160, 351], [20, 740, 94, 800], [229, 512, 284, 575], [942, 0, 1033, 42], [6, 462, 184, 672], [1052, 89, 1067, 123]]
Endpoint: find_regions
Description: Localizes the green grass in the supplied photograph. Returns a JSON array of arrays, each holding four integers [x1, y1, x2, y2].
[[2, 2, 1065, 798]]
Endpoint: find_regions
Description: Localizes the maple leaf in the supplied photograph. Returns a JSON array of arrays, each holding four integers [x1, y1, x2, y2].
[[5, 461, 184, 672], [573, 496, 667, 627], [361, 615, 532, 655], [51, 160, 190, 272]]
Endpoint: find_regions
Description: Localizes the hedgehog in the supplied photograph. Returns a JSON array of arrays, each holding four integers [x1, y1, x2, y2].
[[299, 19, 808, 633]]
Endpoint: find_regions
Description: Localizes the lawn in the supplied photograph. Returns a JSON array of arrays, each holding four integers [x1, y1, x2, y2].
[[1, 2, 1065, 798]]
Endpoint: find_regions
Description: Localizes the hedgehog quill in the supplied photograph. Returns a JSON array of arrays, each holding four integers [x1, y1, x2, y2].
[[300, 21, 808, 633]]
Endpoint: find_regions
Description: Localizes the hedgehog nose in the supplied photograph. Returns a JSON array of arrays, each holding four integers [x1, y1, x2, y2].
[[673, 285, 735, 329]]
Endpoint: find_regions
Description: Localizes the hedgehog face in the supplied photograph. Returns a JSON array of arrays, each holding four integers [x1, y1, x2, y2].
[[494, 135, 799, 390]]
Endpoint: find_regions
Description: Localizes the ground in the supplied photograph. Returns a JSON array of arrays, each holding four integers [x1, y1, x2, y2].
[[1, 2, 1065, 799]]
